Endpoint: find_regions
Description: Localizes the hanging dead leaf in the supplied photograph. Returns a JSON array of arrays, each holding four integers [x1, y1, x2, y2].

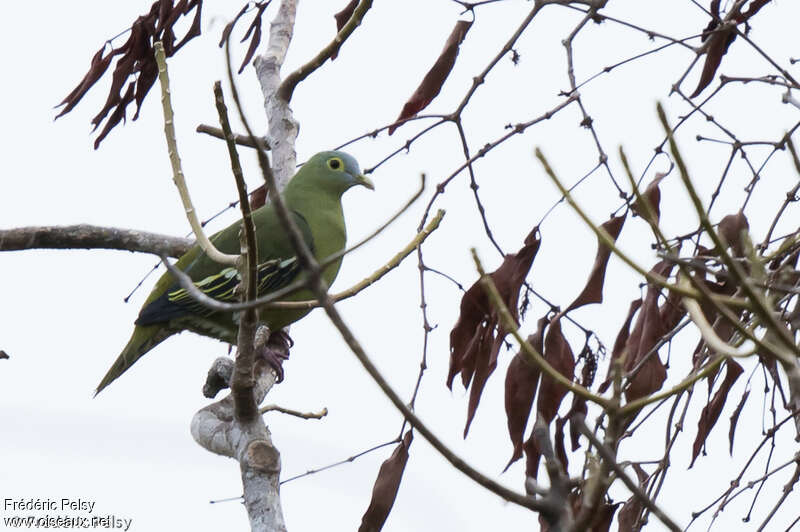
[[623, 261, 675, 402], [358, 431, 413, 532], [598, 298, 642, 394], [56, 0, 203, 148], [659, 290, 685, 333], [632, 172, 667, 227], [690, 10, 736, 98], [567, 214, 626, 311], [93, 82, 137, 149], [248, 184, 267, 210], [536, 315, 576, 424], [617, 464, 650, 532], [332, 0, 359, 60], [717, 211, 749, 257], [388, 19, 473, 134], [523, 313, 575, 479], [690, 359, 743, 467], [54, 47, 115, 119], [503, 316, 547, 470], [219, 3, 249, 48], [232, 2, 270, 74], [448, 227, 541, 437]]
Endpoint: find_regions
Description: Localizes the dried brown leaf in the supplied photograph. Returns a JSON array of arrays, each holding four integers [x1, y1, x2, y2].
[[464, 325, 502, 437], [617, 498, 641, 532], [658, 290, 685, 333], [598, 298, 642, 394], [171, 0, 202, 53], [249, 184, 267, 210], [236, 3, 269, 74], [503, 317, 547, 470], [523, 314, 575, 479], [690, 25, 736, 98], [567, 214, 626, 311], [690, 359, 744, 467], [358, 431, 413, 532], [239, 22, 263, 74], [93, 81, 136, 149], [56, 0, 203, 148], [219, 4, 249, 47], [332, 0, 359, 60], [537, 314, 576, 424], [334, 0, 359, 31], [631, 463, 649, 484], [55, 47, 116, 119], [90, 22, 149, 129], [717, 211, 749, 257], [632, 172, 667, 226], [133, 56, 158, 120], [623, 262, 676, 402], [617, 464, 650, 532], [388, 19, 472, 134], [0, 350, 8, 360], [448, 228, 541, 437]]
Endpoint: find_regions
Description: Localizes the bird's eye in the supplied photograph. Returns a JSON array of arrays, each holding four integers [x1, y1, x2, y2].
[[327, 157, 343, 170]]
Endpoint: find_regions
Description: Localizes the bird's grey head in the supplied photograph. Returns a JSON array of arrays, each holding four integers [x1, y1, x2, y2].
[[297, 151, 374, 195]]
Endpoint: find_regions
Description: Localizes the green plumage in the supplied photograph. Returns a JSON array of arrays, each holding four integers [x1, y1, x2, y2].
[[96, 151, 373, 394]]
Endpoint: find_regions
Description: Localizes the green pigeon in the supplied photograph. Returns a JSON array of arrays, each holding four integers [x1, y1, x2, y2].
[[96, 150, 373, 394]]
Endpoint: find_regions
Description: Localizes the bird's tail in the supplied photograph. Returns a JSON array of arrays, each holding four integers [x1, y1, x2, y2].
[[95, 325, 173, 395]]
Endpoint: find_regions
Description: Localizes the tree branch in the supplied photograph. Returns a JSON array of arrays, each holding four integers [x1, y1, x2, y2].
[[277, 0, 373, 102], [213, 80, 261, 422], [0, 225, 191, 257], [155, 41, 238, 266], [254, 0, 299, 188], [196, 123, 270, 150], [260, 404, 328, 419]]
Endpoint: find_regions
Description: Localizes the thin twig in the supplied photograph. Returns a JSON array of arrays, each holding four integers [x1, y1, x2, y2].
[[196, 123, 270, 149], [278, 0, 373, 102], [213, 80, 260, 422], [154, 41, 238, 266], [260, 404, 328, 419]]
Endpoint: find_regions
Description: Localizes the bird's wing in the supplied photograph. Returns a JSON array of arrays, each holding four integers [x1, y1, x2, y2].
[[135, 210, 313, 326]]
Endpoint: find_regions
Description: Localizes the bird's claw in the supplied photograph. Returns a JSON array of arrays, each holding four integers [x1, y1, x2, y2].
[[257, 330, 293, 382]]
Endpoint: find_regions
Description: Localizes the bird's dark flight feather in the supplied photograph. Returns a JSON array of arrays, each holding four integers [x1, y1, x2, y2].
[[135, 257, 302, 326]]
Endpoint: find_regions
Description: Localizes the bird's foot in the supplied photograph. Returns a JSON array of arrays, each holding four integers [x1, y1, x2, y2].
[[257, 330, 293, 383]]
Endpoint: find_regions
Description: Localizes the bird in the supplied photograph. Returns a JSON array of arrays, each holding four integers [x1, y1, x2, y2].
[[96, 150, 374, 394]]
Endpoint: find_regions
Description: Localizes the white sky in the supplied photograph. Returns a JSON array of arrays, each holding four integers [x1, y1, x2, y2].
[[2, 1, 799, 530]]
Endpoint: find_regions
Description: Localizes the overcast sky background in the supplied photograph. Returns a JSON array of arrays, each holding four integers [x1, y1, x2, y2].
[[2, 1, 800, 530]]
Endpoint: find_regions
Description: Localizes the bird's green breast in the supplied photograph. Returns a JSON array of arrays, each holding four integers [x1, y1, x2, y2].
[[256, 185, 347, 329]]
